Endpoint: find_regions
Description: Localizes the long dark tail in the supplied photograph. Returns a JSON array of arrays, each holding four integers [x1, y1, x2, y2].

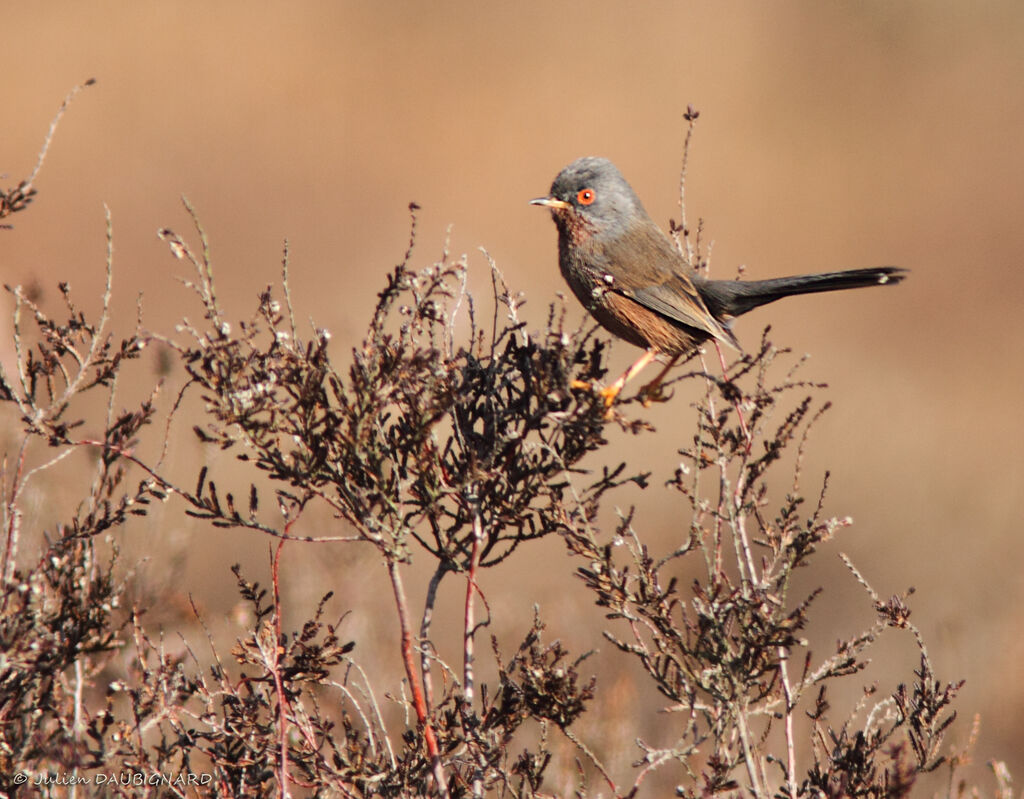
[[696, 266, 908, 319]]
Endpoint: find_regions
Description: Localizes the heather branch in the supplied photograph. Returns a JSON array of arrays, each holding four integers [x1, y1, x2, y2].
[[1, 78, 95, 227]]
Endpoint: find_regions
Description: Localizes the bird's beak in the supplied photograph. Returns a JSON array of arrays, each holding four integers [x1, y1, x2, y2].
[[529, 196, 571, 210]]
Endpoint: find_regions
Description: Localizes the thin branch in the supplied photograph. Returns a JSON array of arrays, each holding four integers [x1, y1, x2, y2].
[[387, 558, 450, 799]]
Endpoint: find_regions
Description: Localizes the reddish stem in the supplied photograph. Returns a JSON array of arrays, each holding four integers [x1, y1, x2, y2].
[[387, 558, 449, 798]]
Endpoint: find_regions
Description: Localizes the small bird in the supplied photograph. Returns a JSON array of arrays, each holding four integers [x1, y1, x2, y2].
[[531, 157, 907, 402]]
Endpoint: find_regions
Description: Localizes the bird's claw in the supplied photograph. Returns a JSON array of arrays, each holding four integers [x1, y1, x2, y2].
[[598, 385, 621, 407], [570, 379, 621, 418], [638, 381, 672, 407]]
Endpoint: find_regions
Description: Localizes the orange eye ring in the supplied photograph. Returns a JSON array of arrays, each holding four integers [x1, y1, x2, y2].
[[577, 188, 595, 205]]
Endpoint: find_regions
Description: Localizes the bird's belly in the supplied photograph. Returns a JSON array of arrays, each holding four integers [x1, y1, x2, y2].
[[566, 282, 703, 356]]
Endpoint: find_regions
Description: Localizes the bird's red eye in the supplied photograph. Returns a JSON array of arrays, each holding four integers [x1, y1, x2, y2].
[[577, 188, 595, 205]]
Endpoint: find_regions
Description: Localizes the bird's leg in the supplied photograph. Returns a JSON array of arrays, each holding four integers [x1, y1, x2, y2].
[[598, 349, 658, 406], [712, 340, 751, 449], [638, 354, 680, 405]]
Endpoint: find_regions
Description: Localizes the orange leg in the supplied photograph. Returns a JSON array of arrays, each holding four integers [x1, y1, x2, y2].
[[599, 349, 658, 406], [573, 350, 683, 408]]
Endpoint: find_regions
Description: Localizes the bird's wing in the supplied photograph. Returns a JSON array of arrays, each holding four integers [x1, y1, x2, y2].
[[601, 223, 738, 347]]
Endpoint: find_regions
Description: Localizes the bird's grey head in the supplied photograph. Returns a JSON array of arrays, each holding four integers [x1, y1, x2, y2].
[[530, 157, 650, 240]]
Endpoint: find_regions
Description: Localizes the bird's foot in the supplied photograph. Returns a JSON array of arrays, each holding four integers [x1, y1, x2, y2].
[[570, 379, 617, 417], [571, 378, 622, 405], [638, 380, 673, 407], [598, 384, 622, 407], [570, 378, 628, 418]]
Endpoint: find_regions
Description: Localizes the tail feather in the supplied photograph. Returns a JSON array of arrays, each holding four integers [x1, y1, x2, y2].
[[696, 267, 908, 319]]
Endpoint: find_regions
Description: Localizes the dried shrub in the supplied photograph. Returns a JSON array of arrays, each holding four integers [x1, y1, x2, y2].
[[0, 94, 1010, 799]]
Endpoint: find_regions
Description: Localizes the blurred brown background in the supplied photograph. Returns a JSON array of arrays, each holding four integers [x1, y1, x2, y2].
[[3, 1, 1023, 787]]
